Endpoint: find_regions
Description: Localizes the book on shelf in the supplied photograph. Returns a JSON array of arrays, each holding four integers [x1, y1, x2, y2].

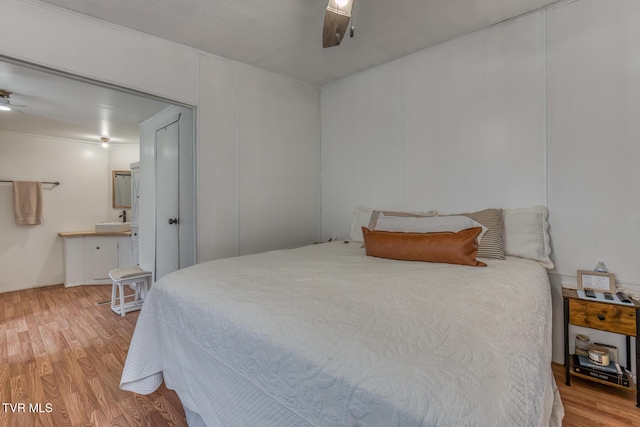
[[576, 355, 618, 374], [573, 355, 630, 387]]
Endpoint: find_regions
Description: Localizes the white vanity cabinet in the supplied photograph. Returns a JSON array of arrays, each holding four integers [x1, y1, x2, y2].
[[60, 232, 131, 287]]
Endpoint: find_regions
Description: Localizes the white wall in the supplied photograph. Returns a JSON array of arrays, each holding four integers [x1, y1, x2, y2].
[[321, 12, 547, 240], [0, 132, 111, 292], [237, 65, 320, 255], [546, 0, 640, 367], [321, 0, 640, 365], [197, 57, 321, 260], [547, 0, 640, 284], [197, 55, 239, 261], [108, 145, 139, 170]]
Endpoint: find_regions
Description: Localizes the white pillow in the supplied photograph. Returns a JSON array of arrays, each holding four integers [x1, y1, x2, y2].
[[350, 206, 374, 242], [503, 206, 554, 269], [349, 206, 438, 242], [375, 214, 488, 244]]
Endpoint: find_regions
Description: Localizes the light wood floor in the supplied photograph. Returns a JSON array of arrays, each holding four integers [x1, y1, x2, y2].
[[3, 284, 640, 426], [552, 362, 640, 426], [0, 284, 187, 427]]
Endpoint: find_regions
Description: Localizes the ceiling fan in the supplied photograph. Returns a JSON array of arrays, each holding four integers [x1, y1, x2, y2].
[[0, 89, 28, 112], [323, 0, 355, 48]]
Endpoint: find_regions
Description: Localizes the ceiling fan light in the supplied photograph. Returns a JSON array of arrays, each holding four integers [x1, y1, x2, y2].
[[327, 0, 352, 16], [0, 97, 11, 111]]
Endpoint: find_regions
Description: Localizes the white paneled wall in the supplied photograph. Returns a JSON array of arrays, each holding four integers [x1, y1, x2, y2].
[[238, 65, 321, 255], [547, 0, 640, 283], [321, 13, 547, 241], [402, 14, 546, 213], [197, 55, 240, 261], [197, 59, 321, 260]]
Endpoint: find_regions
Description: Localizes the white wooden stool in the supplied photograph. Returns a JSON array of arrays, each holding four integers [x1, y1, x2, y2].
[[109, 266, 152, 316]]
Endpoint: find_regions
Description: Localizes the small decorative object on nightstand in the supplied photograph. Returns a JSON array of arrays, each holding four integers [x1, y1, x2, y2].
[[577, 269, 616, 293], [563, 288, 640, 407]]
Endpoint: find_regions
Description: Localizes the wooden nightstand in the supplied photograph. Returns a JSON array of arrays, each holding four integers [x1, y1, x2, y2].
[[563, 288, 640, 407]]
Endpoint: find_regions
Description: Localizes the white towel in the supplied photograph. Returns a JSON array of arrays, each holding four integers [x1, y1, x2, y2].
[[13, 181, 43, 225]]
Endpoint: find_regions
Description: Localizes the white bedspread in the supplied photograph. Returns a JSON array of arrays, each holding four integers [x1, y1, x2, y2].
[[121, 242, 563, 426]]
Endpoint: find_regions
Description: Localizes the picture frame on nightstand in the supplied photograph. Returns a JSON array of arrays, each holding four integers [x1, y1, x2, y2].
[[577, 270, 616, 293]]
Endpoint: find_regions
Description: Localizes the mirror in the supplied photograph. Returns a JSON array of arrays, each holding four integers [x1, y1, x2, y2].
[[112, 170, 132, 208]]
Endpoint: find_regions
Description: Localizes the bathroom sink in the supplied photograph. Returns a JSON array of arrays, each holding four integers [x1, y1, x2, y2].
[[95, 222, 131, 233]]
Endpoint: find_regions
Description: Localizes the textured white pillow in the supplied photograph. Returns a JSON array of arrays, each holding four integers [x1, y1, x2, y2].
[[503, 206, 554, 269], [349, 206, 438, 242], [375, 214, 488, 244], [350, 206, 374, 242]]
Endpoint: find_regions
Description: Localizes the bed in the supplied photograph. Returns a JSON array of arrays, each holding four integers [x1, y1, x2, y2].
[[121, 241, 564, 426]]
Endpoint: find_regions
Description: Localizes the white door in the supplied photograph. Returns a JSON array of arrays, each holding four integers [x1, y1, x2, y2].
[[155, 120, 180, 280], [139, 106, 195, 283]]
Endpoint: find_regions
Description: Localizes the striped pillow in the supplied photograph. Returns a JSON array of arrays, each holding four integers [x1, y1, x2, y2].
[[459, 209, 504, 259]]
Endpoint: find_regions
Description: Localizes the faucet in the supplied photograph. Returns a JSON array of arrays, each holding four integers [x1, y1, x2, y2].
[[119, 209, 127, 223]]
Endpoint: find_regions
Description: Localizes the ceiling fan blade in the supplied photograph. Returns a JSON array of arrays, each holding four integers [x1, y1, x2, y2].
[[323, 1, 353, 48], [323, 11, 351, 47], [11, 104, 28, 108]]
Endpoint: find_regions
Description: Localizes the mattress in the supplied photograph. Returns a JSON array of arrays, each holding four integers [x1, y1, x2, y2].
[[121, 241, 564, 426]]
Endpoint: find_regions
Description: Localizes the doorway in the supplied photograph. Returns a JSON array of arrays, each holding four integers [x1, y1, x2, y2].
[[0, 56, 196, 293]]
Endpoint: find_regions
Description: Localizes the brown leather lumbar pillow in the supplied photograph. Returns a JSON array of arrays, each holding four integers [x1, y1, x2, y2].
[[362, 227, 487, 267]]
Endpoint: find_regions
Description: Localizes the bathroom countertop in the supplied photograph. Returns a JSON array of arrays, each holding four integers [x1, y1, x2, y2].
[[58, 230, 132, 237]]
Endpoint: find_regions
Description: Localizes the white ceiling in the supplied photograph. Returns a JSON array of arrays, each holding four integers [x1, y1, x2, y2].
[[39, 0, 559, 87], [0, 60, 170, 144]]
